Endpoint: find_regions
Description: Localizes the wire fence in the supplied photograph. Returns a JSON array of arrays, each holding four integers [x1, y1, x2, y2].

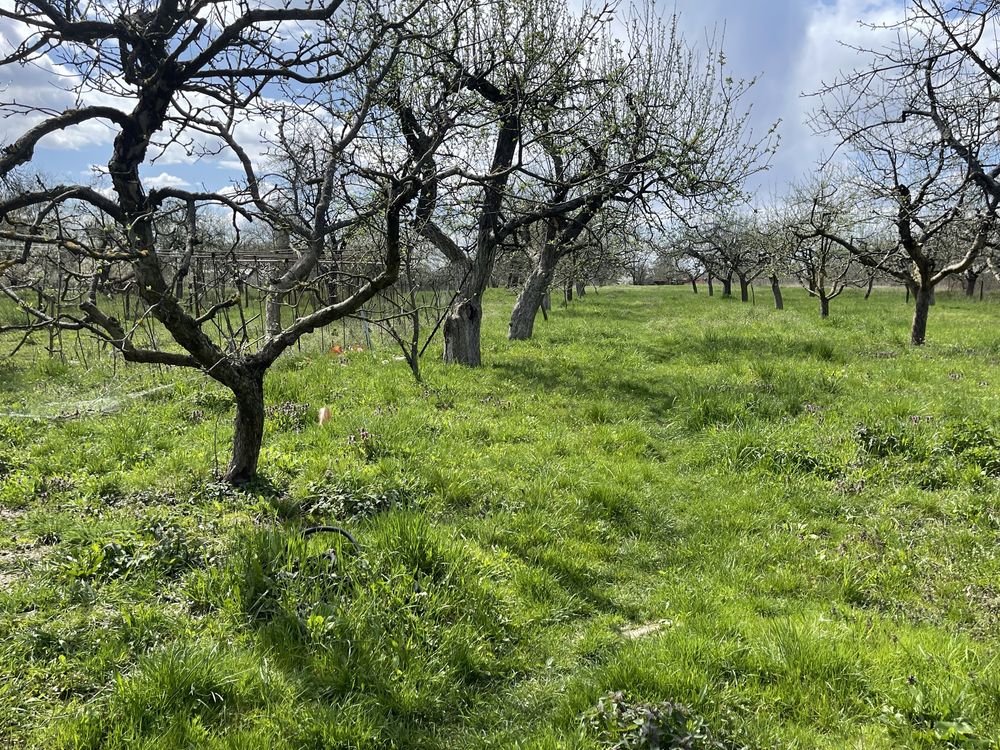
[[0, 242, 460, 367]]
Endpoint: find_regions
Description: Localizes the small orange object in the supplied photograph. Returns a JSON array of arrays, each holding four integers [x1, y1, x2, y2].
[[318, 407, 332, 426], [329, 345, 344, 355]]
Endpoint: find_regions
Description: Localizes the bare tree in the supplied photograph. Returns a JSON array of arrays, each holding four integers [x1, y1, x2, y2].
[[810, 0, 1000, 342], [804, 127, 996, 342], [393, 0, 627, 364], [683, 214, 767, 302], [779, 178, 863, 318], [892, 2, 1000, 208], [504, 10, 773, 341], [0, 0, 437, 484]]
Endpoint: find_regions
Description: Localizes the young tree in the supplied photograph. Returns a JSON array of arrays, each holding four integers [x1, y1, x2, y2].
[[0, 0, 437, 483], [781, 179, 862, 318]]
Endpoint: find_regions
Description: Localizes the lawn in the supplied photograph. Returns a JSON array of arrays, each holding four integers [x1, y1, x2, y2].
[[1, 285, 999, 749]]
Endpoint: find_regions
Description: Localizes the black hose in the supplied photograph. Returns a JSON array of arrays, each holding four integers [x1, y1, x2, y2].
[[302, 525, 361, 552]]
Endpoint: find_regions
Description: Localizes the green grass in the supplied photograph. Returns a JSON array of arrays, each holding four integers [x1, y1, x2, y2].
[[1, 285, 1000, 748]]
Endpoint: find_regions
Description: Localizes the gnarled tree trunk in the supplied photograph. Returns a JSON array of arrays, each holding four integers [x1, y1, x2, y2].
[[443, 296, 483, 366], [721, 275, 733, 298], [965, 272, 978, 297], [224, 366, 266, 486], [819, 293, 830, 318], [707, 276, 714, 297], [174, 201, 198, 299], [738, 275, 750, 302], [509, 248, 557, 340], [265, 229, 296, 336]]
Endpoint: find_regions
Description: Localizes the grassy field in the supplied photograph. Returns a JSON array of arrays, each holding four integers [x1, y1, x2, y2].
[[1, 285, 1000, 748]]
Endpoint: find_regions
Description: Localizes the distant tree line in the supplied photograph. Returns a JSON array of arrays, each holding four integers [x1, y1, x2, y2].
[[645, 2, 1000, 345]]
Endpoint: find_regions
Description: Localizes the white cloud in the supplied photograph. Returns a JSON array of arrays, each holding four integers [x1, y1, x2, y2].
[[757, 0, 905, 192], [144, 172, 190, 189]]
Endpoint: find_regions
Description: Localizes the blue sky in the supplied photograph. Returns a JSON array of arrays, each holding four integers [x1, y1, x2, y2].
[[0, 0, 900, 198]]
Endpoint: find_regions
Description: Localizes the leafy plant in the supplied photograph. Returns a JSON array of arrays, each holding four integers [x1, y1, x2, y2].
[[265, 402, 311, 433], [581, 691, 728, 750]]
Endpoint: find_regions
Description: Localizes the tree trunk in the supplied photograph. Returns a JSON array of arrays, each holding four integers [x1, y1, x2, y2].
[[509, 253, 556, 340], [224, 368, 265, 486], [265, 229, 296, 336], [911, 284, 932, 345], [443, 296, 482, 366], [865, 276, 875, 300], [770, 275, 783, 310], [691, 279, 698, 294], [707, 276, 714, 297], [575, 280, 586, 298], [565, 280, 574, 303], [174, 201, 198, 299], [965, 272, 978, 298], [819, 293, 830, 319], [721, 275, 733, 298], [739, 276, 750, 303]]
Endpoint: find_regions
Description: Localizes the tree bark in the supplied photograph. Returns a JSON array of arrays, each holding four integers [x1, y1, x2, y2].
[[739, 275, 750, 303], [707, 276, 714, 297], [691, 279, 698, 294], [509, 249, 557, 340], [865, 276, 875, 300], [443, 296, 483, 366], [575, 280, 586, 298], [770, 275, 783, 310], [911, 284, 932, 345], [721, 275, 733, 298], [819, 293, 830, 319], [224, 367, 266, 486]]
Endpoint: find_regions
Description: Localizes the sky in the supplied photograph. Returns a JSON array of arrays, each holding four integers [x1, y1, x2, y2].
[[0, 0, 902, 200], [672, 0, 902, 197]]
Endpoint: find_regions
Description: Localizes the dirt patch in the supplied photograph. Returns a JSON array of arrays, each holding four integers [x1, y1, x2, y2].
[[620, 619, 673, 639], [0, 543, 52, 588], [0, 506, 25, 524]]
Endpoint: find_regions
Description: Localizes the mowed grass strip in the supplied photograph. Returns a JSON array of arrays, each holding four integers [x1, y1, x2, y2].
[[0, 286, 999, 748]]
